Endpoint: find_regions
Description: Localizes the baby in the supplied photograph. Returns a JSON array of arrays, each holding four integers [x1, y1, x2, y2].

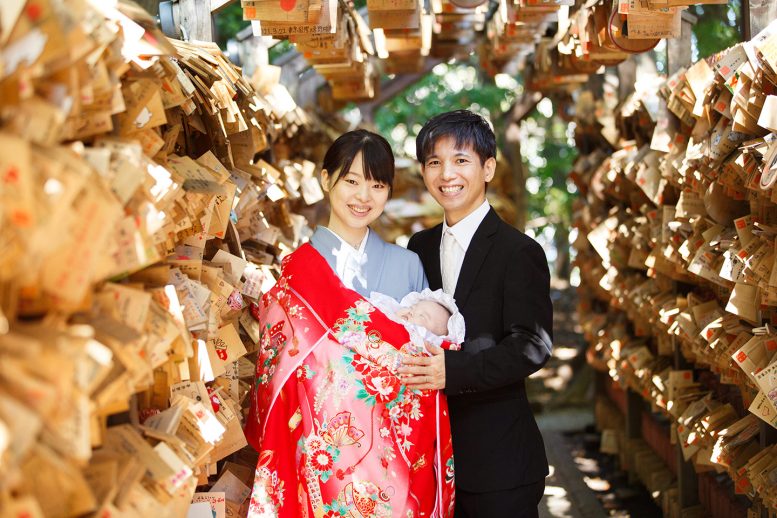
[[369, 288, 464, 352], [396, 299, 451, 338]]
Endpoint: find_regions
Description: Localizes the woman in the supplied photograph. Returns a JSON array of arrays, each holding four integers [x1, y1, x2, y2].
[[244, 130, 455, 518]]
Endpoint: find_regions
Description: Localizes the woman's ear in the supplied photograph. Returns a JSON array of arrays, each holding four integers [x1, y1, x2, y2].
[[320, 169, 330, 192]]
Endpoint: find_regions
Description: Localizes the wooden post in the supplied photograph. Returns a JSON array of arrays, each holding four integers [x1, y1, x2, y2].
[[613, 51, 641, 470], [744, 0, 777, 40], [672, 335, 688, 371], [670, 313, 700, 505], [665, 11, 700, 512], [760, 421, 777, 448], [676, 441, 699, 509], [179, 0, 213, 41], [666, 11, 696, 76], [760, 422, 777, 518], [625, 388, 642, 484], [616, 59, 636, 100], [159, 0, 231, 42], [625, 388, 642, 440]]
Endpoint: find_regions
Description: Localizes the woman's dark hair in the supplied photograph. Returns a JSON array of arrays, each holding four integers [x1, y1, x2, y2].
[[416, 110, 496, 166], [322, 129, 395, 194]]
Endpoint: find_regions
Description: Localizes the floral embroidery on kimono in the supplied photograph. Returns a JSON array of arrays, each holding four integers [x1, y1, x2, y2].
[[244, 244, 455, 518]]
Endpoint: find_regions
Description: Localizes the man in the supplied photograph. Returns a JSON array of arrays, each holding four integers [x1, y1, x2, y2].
[[399, 110, 553, 518]]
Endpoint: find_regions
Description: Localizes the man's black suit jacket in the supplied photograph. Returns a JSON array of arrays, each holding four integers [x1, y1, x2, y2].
[[408, 207, 553, 492]]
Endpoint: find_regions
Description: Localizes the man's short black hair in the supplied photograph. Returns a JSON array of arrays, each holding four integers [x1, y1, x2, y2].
[[416, 110, 496, 166]]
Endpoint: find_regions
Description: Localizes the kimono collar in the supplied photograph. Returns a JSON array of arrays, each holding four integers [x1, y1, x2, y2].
[[311, 227, 382, 296], [319, 226, 369, 254]]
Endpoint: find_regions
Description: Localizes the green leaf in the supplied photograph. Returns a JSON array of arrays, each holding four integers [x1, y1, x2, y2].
[[356, 389, 375, 406]]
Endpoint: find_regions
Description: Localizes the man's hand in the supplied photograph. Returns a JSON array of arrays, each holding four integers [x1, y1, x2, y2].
[[398, 342, 446, 390]]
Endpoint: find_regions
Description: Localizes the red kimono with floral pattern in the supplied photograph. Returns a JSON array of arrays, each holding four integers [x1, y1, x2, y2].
[[244, 244, 455, 518]]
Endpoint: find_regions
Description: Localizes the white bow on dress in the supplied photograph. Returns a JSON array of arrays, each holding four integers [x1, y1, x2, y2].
[[332, 245, 368, 291]]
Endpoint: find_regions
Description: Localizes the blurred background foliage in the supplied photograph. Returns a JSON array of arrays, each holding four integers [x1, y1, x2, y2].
[[689, 1, 742, 61], [373, 63, 578, 278], [214, 3, 247, 49], [374, 61, 518, 158]]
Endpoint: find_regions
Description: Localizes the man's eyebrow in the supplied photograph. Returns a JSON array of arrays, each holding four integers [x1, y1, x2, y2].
[[426, 150, 473, 159]]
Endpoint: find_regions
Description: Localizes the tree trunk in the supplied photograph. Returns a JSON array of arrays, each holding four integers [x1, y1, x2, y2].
[[554, 225, 570, 281], [503, 125, 527, 232]]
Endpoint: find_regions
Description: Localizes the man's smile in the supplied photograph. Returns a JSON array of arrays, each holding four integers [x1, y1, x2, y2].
[[440, 185, 464, 195]]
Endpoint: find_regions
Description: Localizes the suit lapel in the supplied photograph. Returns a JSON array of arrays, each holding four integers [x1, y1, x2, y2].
[[422, 225, 444, 290], [454, 208, 499, 307]]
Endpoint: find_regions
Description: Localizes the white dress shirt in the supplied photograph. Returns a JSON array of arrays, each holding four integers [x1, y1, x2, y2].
[[321, 227, 369, 291], [440, 199, 490, 293]]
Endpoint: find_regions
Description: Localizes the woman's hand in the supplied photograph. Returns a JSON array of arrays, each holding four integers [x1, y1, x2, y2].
[[398, 342, 446, 390]]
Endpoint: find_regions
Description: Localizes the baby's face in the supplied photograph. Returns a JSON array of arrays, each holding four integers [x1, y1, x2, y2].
[[397, 300, 451, 336]]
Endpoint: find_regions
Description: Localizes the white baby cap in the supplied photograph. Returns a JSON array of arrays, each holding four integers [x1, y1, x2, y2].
[[400, 288, 466, 344]]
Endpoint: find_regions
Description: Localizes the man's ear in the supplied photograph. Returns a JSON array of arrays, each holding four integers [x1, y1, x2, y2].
[[320, 169, 330, 192], [484, 157, 496, 183]]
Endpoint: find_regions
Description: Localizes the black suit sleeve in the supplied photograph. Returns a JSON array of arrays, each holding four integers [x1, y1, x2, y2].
[[444, 240, 553, 394]]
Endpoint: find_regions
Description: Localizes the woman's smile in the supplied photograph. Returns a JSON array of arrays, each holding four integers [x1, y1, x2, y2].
[[348, 204, 372, 215]]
